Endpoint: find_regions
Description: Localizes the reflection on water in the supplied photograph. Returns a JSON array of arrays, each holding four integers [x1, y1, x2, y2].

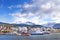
[[0, 33, 60, 40]]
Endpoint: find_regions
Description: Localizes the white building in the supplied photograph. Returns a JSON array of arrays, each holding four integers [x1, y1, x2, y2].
[[18, 27, 28, 33]]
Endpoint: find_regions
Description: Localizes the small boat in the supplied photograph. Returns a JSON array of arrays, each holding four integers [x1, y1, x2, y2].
[[21, 32, 30, 36], [24, 33, 30, 36]]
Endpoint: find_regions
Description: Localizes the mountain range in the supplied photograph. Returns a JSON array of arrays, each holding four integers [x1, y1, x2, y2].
[[0, 22, 9, 24], [53, 23, 60, 29], [0, 22, 60, 29], [42, 23, 60, 29], [42, 23, 55, 27], [0, 22, 43, 28]]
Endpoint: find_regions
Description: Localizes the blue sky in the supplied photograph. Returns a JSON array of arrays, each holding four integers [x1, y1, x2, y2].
[[0, 0, 60, 24], [0, 0, 32, 23]]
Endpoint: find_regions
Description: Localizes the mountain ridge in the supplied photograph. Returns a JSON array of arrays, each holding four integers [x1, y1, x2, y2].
[[0, 22, 43, 27], [53, 23, 60, 29]]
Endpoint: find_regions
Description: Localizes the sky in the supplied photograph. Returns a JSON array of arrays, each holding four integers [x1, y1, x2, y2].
[[0, 0, 60, 24]]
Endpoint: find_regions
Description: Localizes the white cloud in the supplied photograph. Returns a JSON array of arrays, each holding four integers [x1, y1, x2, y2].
[[10, 0, 60, 24], [8, 5, 21, 9], [14, 17, 28, 24], [50, 11, 60, 22], [41, 2, 52, 10], [8, 3, 34, 10], [11, 12, 27, 17], [28, 12, 34, 16], [10, 12, 40, 24], [32, 0, 60, 24], [23, 3, 33, 9], [28, 16, 40, 24]]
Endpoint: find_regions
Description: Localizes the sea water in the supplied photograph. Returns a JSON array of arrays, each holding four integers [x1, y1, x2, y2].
[[0, 33, 60, 40]]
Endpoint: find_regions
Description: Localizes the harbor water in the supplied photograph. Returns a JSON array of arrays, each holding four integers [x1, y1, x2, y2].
[[0, 33, 60, 40]]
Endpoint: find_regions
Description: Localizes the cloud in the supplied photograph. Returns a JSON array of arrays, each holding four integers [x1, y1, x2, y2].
[[32, 0, 60, 23], [10, 12, 40, 24], [41, 2, 54, 11], [8, 3, 34, 9], [8, 5, 22, 9], [23, 3, 33, 9], [50, 11, 60, 23], [10, 0, 60, 24]]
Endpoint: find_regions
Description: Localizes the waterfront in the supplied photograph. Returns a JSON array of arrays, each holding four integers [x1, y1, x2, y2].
[[0, 33, 60, 40]]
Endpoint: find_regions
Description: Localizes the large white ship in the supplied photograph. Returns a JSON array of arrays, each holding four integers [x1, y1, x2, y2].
[[28, 30, 44, 35]]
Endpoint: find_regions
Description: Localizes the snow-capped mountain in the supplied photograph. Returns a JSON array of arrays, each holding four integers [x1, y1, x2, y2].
[[42, 22, 55, 27], [53, 23, 60, 29], [25, 22, 35, 25]]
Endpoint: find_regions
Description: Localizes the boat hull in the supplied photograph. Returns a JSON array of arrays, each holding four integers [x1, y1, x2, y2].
[[29, 32, 44, 35]]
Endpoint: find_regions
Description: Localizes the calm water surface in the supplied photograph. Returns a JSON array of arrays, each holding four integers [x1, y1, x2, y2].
[[0, 33, 60, 40]]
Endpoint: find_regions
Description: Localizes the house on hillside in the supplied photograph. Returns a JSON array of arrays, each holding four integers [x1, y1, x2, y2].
[[41, 27, 54, 33]]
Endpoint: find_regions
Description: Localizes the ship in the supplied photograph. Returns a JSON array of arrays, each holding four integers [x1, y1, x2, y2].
[[28, 30, 44, 35]]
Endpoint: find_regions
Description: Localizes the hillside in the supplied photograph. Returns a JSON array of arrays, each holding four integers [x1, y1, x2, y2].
[[0, 22, 43, 28]]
